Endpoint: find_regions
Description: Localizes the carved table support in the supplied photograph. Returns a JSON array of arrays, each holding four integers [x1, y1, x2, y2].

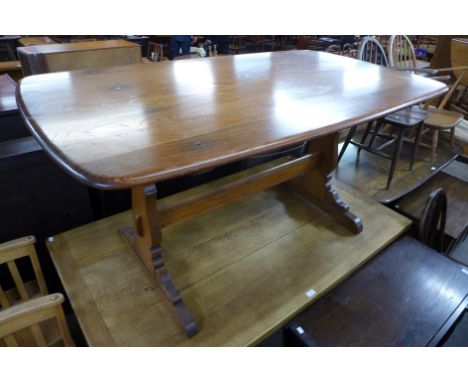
[[118, 184, 198, 338], [288, 133, 363, 234]]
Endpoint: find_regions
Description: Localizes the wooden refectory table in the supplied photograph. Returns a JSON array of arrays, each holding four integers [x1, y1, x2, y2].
[[16, 51, 447, 338]]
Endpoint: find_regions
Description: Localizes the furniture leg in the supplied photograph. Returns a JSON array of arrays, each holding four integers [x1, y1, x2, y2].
[[431, 128, 439, 163], [338, 125, 357, 162], [367, 120, 384, 149], [357, 121, 374, 154], [409, 121, 424, 170], [449, 127, 455, 146], [386, 126, 404, 190], [288, 133, 363, 234], [118, 184, 198, 338]]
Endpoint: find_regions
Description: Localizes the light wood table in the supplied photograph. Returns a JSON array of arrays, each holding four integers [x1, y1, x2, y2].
[[17, 40, 141, 75], [47, 181, 411, 346], [19, 36, 57, 47], [17, 51, 447, 338]]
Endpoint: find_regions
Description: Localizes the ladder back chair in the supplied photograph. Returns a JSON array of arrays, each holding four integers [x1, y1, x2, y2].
[[0, 236, 74, 346]]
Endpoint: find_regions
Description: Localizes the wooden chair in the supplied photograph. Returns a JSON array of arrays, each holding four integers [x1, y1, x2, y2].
[[388, 35, 417, 68], [420, 70, 466, 162], [147, 41, 168, 62], [340, 38, 425, 189], [0, 236, 73, 346], [358, 36, 389, 66], [325, 45, 341, 54], [418, 188, 447, 253], [341, 43, 359, 59]]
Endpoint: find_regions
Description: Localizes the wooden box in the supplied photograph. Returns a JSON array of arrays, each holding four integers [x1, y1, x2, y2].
[[17, 40, 142, 76]]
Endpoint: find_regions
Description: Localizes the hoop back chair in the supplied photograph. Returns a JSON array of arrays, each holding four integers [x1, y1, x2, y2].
[[418, 188, 447, 253], [0, 236, 73, 346], [389, 35, 417, 68], [358, 36, 389, 66]]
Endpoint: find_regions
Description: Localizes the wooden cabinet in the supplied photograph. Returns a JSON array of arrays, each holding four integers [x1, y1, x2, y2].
[[17, 40, 142, 76]]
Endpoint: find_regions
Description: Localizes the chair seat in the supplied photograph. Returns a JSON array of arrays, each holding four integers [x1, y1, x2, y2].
[[384, 105, 428, 126], [425, 109, 464, 129]]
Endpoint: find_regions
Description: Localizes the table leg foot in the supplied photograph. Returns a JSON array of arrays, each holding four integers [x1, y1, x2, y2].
[[119, 183, 199, 338], [289, 133, 363, 235], [118, 226, 199, 338]]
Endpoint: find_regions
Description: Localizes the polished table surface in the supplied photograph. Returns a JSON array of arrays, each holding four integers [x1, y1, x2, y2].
[[289, 235, 468, 346], [0, 74, 17, 116], [16, 51, 447, 189]]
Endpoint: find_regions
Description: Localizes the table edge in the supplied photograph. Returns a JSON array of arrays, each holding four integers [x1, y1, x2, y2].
[[16, 73, 448, 190]]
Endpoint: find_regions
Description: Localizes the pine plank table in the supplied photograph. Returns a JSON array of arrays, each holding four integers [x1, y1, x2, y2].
[[46, 181, 411, 346], [17, 51, 447, 338]]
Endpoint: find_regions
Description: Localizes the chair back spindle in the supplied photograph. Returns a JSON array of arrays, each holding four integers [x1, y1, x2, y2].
[[389, 35, 417, 68], [358, 36, 389, 66]]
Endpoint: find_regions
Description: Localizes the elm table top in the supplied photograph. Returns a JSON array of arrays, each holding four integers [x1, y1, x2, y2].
[[16, 50, 447, 189]]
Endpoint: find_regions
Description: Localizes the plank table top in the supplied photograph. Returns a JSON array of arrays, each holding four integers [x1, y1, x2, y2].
[[47, 181, 411, 346], [16, 50, 447, 189], [0, 74, 17, 116]]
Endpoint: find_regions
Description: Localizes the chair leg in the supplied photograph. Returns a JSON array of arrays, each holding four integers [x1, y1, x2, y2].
[[431, 129, 439, 163], [367, 120, 384, 149], [386, 126, 404, 190], [338, 125, 357, 162], [449, 127, 455, 146], [409, 122, 424, 170], [357, 121, 374, 154]]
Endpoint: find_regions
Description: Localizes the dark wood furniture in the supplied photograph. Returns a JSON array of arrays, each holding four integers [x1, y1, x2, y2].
[[339, 106, 428, 189], [0, 137, 94, 246], [16, 50, 447, 337], [0, 36, 20, 60], [0, 74, 30, 141], [393, 157, 468, 255], [17, 40, 142, 76], [0, 74, 17, 116], [286, 235, 468, 346]]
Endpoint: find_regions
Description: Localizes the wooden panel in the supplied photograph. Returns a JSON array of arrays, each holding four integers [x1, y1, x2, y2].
[[19, 37, 57, 47], [0, 61, 22, 82], [451, 39, 468, 87], [288, 236, 468, 346], [0, 74, 17, 116], [17, 40, 141, 76], [16, 51, 447, 189], [47, 182, 410, 346], [394, 171, 468, 240]]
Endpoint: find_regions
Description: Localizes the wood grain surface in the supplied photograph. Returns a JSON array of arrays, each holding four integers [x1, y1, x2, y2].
[[0, 74, 17, 115], [17, 50, 448, 189], [288, 235, 468, 346], [47, 182, 410, 346]]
